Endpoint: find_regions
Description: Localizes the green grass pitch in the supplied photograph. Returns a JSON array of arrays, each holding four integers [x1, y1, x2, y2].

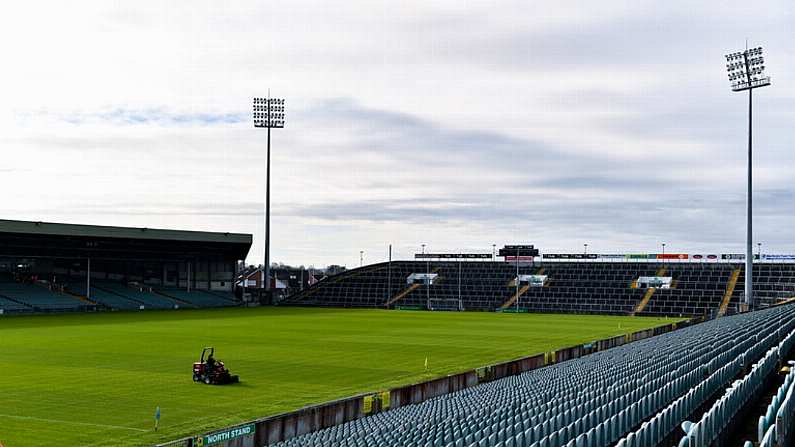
[[0, 307, 679, 446]]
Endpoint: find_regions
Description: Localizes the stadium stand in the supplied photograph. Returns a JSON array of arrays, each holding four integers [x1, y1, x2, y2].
[[519, 262, 656, 315], [638, 263, 736, 317], [0, 219, 251, 313], [670, 305, 794, 447], [271, 305, 795, 447], [285, 261, 795, 317], [732, 264, 795, 309], [0, 273, 84, 311]]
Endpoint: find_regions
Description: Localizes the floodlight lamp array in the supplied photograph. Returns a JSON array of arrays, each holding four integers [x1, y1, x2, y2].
[[253, 98, 285, 128], [725, 47, 770, 92]]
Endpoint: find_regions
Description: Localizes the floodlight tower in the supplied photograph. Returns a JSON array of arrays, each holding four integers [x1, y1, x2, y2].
[[253, 96, 285, 296], [725, 46, 771, 308]]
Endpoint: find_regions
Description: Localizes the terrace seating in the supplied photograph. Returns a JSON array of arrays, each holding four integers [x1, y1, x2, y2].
[[286, 261, 774, 317], [731, 264, 795, 312], [93, 281, 175, 309], [202, 289, 238, 302], [0, 280, 83, 311], [0, 271, 238, 312], [154, 288, 237, 308], [0, 295, 33, 313], [65, 282, 142, 310], [270, 304, 795, 447], [639, 264, 736, 318]]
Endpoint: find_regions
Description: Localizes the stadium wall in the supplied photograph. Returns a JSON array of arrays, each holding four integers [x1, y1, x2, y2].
[[156, 317, 701, 447]]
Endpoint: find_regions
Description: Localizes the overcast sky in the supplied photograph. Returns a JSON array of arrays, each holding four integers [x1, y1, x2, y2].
[[0, 1, 793, 268]]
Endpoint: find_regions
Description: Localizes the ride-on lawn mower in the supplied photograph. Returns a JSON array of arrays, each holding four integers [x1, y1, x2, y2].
[[193, 347, 239, 385]]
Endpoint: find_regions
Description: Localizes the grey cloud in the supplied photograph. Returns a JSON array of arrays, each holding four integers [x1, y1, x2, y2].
[[23, 108, 247, 127], [298, 98, 615, 175], [432, 7, 787, 72], [278, 186, 790, 249], [34, 201, 264, 217]]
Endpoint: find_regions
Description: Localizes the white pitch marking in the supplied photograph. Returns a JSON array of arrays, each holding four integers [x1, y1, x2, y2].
[[0, 413, 148, 432]]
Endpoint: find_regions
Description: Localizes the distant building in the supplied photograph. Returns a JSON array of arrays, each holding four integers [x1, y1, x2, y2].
[[326, 265, 347, 276], [238, 266, 327, 296]]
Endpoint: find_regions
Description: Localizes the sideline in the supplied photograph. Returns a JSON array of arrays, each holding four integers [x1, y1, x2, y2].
[[0, 413, 148, 432]]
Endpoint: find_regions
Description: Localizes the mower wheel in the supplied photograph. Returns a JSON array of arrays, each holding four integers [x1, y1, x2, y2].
[[204, 376, 212, 385], [193, 374, 201, 382]]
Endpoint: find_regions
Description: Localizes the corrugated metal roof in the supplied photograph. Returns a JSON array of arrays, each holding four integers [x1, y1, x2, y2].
[[0, 219, 252, 244]]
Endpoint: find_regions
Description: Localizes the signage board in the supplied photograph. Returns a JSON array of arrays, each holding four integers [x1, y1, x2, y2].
[[414, 253, 492, 259], [380, 391, 390, 409], [195, 424, 255, 446], [691, 254, 719, 261], [363, 395, 373, 414], [656, 254, 688, 260], [504, 256, 536, 262], [517, 275, 547, 286], [637, 276, 673, 289], [499, 246, 539, 257], [762, 254, 795, 261]]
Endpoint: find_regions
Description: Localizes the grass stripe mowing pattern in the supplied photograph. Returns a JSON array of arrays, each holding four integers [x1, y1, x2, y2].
[[0, 307, 679, 446]]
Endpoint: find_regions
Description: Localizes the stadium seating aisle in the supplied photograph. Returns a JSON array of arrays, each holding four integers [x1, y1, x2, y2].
[[640, 264, 735, 318], [269, 305, 795, 447], [635, 304, 794, 447]]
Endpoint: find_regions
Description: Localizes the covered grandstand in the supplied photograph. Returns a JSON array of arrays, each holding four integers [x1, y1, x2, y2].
[[0, 219, 251, 313]]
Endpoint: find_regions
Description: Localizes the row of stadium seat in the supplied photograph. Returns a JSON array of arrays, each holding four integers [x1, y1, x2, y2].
[[0, 295, 34, 312], [672, 306, 794, 446], [269, 304, 795, 447], [746, 354, 795, 447], [284, 261, 795, 317], [733, 264, 795, 308], [66, 281, 143, 310], [607, 306, 794, 447], [154, 288, 237, 308], [0, 276, 240, 313], [86, 281, 176, 309], [0, 281, 84, 311]]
